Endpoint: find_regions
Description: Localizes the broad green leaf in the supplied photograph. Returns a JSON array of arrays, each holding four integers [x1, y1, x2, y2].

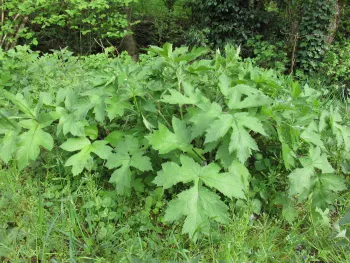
[[153, 156, 199, 189], [0, 131, 18, 163], [288, 147, 335, 201], [85, 125, 98, 140], [65, 147, 92, 176], [63, 139, 112, 175], [281, 143, 296, 170], [201, 164, 246, 199], [301, 122, 325, 150], [106, 138, 152, 195], [318, 174, 346, 193], [288, 167, 314, 199], [218, 73, 230, 96], [147, 117, 192, 154], [229, 121, 258, 163], [274, 194, 298, 224], [130, 151, 152, 172], [91, 140, 112, 159], [3, 91, 36, 118], [165, 186, 229, 240], [155, 155, 245, 239], [105, 96, 132, 120], [309, 147, 334, 174], [228, 160, 251, 191], [57, 109, 85, 137], [205, 114, 233, 143], [161, 89, 197, 105], [189, 102, 222, 139], [60, 137, 91, 152], [226, 84, 272, 109], [16, 125, 54, 170], [108, 152, 133, 195], [105, 131, 125, 147], [233, 113, 267, 136]]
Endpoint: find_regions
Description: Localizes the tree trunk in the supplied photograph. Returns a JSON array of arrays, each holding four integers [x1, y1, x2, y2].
[[327, 0, 345, 44], [120, 33, 139, 62]]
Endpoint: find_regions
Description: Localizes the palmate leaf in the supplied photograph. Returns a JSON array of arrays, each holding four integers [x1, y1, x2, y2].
[[106, 137, 152, 195], [61, 138, 112, 176], [146, 117, 192, 154], [301, 122, 325, 150], [0, 131, 18, 163], [189, 102, 222, 139], [204, 112, 266, 164], [161, 82, 207, 106], [154, 155, 247, 240], [165, 186, 229, 239], [319, 107, 350, 152], [16, 123, 54, 170], [288, 146, 343, 205], [105, 96, 132, 121], [56, 107, 87, 137], [218, 80, 272, 109]]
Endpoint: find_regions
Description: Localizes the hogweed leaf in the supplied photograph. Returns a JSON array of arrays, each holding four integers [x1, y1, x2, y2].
[[106, 138, 152, 195], [229, 121, 258, 163], [60, 137, 91, 152], [165, 186, 229, 240], [0, 131, 18, 163], [62, 139, 112, 176], [226, 84, 272, 109], [147, 117, 192, 154], [16, 124, 54, 170], [155, 155, 246, 239], [189, 102, 222, 139], [205, 114, 233, 144]]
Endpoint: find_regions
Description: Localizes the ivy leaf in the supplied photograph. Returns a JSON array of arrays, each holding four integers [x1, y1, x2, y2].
[[146, 117, 192, 154], [16, 124, 54, 170]]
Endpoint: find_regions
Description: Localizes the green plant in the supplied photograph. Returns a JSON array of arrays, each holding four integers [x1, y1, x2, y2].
[[245, 35, 290, 73], [0, 43, 349, 243], [0, 0, 135, 51]]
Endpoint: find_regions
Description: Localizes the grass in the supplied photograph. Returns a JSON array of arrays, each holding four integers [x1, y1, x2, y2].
[[1, 162, 349, 263]]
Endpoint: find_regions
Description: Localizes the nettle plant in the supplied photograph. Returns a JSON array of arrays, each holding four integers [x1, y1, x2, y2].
[[0, 44, 348, 240]]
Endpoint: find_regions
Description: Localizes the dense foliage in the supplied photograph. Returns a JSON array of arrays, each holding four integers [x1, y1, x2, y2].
[[1, 44, 349, 247], [0, 0, 349, 261]]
